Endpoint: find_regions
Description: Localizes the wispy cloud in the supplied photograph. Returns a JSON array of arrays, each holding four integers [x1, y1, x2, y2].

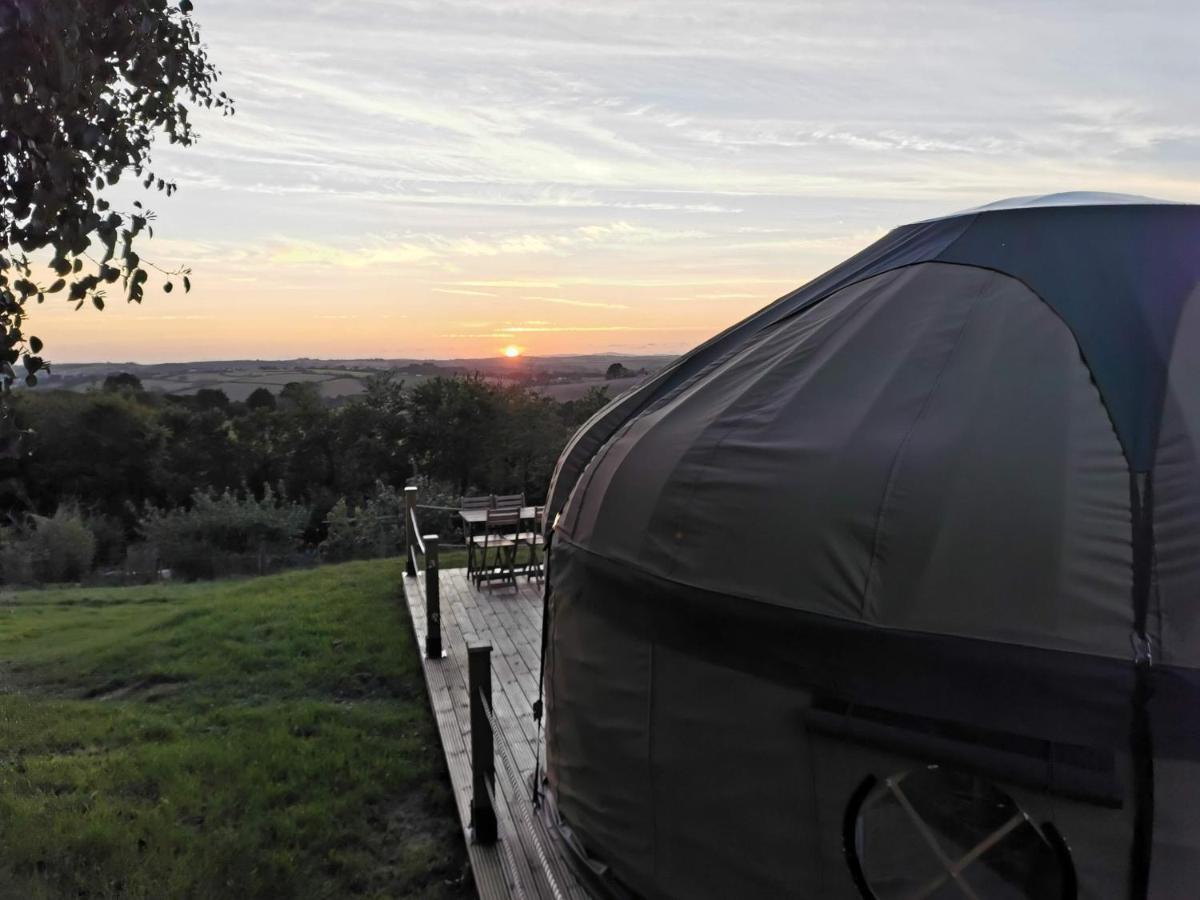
[[450, 280, 562, 289], [52, 0, 1200, 362], [433, 288, 497, 297], [265, 221, 706, 270], [442, 325, 709, 337], [523, 296, 630, 309]]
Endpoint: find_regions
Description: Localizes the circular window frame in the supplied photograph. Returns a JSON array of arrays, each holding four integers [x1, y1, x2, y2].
[[842, 768, 1078, 900]]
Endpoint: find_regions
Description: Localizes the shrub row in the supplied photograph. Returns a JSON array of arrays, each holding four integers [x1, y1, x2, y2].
[[0, 482, 434, 587]]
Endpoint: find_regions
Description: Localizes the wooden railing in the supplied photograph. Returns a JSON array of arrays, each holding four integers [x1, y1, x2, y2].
[[402, 485, 576, 897], [404, 485, 442, 659]]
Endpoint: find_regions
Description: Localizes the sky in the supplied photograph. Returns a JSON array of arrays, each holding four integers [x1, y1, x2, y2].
[[39, 0, 1200, 362]]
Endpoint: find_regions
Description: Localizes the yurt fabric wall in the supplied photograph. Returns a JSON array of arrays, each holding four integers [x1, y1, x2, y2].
[[558, 262, 1132, 656], [542, 195, 1200, 900]]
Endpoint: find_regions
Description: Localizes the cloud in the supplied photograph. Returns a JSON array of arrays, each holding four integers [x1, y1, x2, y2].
[[450, 280, 562, 289], [523, 296, 630, 309], [264, 221, 707, 270], [442, 324, 709, 336], [63, 0, 1200, 363], [433, 288, 497, 297]]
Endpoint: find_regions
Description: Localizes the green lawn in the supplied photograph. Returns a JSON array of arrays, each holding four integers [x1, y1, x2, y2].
[[0, 559, 472, 900]]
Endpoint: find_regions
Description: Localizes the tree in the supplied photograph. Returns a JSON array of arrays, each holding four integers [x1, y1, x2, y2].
[[278, 381, 323, 412], [193, 387, 229, 410], [561, 385, 611, 428], [9, 389, 167, 524], [0, 0, 232, 390], [158, 402, 243, 506], [605, 362, 631, 380], [330, 398, 410, 498], [102, 372, 144, 393], [404, 375, 499, 493], [494, 385, 565, 496], [246, 387, 276, 411]]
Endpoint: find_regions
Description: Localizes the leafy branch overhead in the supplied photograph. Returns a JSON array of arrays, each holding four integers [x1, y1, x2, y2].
[[0, 0, 231, 388]]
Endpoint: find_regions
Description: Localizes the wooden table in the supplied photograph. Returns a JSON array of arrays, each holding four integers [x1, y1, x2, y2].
[[458, 506, 538, 528], [461, 507, 539, 583]]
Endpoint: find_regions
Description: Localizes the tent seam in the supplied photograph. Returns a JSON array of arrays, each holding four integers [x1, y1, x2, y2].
[[658, 269, 900, 581], [860, 270, 991, 620], [1146, 285, 1198, 665]]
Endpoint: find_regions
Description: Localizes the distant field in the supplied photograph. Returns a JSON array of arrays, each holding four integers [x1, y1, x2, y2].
[[0, 560, 471, 899], [534, 374, 643, 401], [58, 368, 381, 402], [31, 354, 673, 403]]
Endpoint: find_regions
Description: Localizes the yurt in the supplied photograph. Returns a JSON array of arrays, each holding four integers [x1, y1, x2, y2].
[[539, 194, 1200, 899]]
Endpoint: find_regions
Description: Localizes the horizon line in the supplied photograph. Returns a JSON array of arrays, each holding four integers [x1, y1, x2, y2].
[[43, 351, 682, 368]]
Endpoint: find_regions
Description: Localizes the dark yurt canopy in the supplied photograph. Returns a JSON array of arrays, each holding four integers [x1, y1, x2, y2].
[[542, 194, 1200, 899]]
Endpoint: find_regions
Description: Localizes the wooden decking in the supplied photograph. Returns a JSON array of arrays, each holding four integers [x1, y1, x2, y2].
[[402, 566, 594, 900]]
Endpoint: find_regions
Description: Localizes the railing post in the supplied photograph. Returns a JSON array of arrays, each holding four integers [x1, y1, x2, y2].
[[469, 643, 496, 844], [424, 534, 443, 659], [404, 486, 417, 578]]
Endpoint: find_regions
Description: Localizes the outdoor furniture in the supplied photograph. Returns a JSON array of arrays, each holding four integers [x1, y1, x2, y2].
[[490, 495, 525, 576], [514, 506, 545, 581], [460, 496, 492, 577], [471, 508, 520, 587], [460, 505, 539, 584]]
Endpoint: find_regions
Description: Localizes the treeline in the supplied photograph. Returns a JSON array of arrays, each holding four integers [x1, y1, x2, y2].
[[0, 373, 610, 584]]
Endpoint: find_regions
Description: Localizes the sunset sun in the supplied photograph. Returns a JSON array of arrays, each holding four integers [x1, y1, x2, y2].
[[503, 345, 522, 358]]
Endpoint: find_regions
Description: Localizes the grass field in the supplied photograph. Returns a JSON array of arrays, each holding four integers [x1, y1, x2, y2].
[[0, 560, 472, 900]]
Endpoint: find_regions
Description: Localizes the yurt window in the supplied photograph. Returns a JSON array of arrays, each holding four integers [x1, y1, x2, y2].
[[845, 766, 1074, 899]]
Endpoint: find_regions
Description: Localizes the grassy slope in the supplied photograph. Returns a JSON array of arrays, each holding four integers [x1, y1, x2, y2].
[[0, 560, 472, 900]]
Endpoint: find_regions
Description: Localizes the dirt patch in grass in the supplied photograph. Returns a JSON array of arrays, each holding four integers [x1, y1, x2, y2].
[[83, 673, 190, 702]]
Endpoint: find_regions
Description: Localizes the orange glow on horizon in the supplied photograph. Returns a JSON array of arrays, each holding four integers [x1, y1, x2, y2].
[[503, 345, 522, 358]]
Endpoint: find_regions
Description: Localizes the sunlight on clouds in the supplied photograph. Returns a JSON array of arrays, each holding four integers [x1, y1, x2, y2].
[[41, 0, 1200, 361], [264, 223, 708, 271], [442, 325, 709, 337], [523, 296, 630, 310], [432, 288, 497, 297]]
